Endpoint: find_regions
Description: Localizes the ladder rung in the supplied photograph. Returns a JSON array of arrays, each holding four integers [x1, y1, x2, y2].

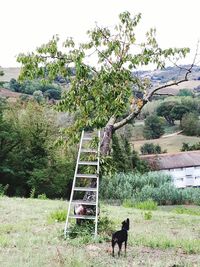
[[72, 200, 97, 205], [69, 215, 96, 220], [82, 137, 93, 141], [79, 161, 98, 165], [81, 148, 97, 153], [76, 174, 98, 178], [74, 187, 97, 192]]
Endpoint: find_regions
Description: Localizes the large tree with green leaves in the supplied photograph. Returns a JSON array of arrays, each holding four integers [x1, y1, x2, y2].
[[17, 11, 193, 155]]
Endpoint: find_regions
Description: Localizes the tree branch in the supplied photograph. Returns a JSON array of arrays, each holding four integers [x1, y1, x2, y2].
[[113, 103, 146, 130]]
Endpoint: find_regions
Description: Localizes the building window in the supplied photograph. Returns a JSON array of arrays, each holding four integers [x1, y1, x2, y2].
[[176, 178, 184, 181]]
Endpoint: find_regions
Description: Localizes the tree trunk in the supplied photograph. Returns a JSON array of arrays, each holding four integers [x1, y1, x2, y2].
[[100, 116, 116, 156]]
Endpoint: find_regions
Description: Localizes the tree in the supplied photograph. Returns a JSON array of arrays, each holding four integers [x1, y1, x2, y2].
[[170, 104, 189, 121], [143, 115, 165, 139], [17, 11, 192, 155], [181, 113, 200, 136], [157, 101, 177, 125]]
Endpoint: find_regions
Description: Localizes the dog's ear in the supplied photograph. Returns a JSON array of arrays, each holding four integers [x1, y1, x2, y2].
[[126, 218, 130, 229]]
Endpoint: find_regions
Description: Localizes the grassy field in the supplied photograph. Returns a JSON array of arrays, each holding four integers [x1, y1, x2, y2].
[[133, 134, 200, 154], [0, 197, 200, 267]]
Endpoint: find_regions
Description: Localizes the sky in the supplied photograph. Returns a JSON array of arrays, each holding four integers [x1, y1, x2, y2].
[[1, 0, 200, 68]]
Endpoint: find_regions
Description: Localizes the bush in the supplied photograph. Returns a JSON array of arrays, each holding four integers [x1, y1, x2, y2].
[[144, 211, 152, 220], [48, 209, 67, 223], [181, 113, 200, 136], [181, 142, 200, 151], [143, 115, 165, 139], [140, 143, 162, 155], [37, 193, 48, 200]]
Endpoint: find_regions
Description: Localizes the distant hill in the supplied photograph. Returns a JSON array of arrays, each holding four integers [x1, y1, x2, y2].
[[1, 65, 200, 96], [0, 67, 20, 82]]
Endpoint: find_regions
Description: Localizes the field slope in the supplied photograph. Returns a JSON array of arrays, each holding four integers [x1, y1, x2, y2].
[[0, 197, 200, 266], [133, 134, 200, 154]]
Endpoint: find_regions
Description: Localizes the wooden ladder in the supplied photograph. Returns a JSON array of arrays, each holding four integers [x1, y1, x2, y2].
[[64, 130, 100, 238]]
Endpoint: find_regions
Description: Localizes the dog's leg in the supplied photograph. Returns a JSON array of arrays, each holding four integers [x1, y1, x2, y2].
[[112, 240, 116, 257], [118, 242, 122, 257], [125, 240, 127, 256]]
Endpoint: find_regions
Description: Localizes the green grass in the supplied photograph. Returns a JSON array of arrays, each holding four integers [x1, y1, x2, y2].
[[133, 134, 200, 154], [0, 197, 200, 267]]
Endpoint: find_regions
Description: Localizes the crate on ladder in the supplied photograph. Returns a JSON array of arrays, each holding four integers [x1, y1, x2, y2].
[[64, 129, 100, 238]]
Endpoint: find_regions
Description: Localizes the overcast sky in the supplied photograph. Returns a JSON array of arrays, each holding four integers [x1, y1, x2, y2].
[[1, 0, 200, 67]]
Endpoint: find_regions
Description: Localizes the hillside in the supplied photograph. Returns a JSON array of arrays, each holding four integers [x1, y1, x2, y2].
[[0, 67, 20, 82], [133, 134, 200, 154]]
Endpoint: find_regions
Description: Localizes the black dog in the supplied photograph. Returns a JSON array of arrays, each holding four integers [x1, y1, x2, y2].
[[112, 218, 129, 257]]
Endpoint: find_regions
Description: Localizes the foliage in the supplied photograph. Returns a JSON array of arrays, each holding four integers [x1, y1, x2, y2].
[[177, 88, 194, 97], [100, 172, 171, 201], [140, 143, 164, 155], [0, 184, 8, 197], [37, 193, 48, 200], [181, 112, 200, 136], [123, 199, 157, 210], [143, 115, 165, 139], [5, 78, 62, 99], [181, 141, 200, 151], [33, 90, 44, 103], [48, 209, 67, 223], [134, 200, 158, 210], [143, 211, 153, 220], [0, 100, 76, 198], [170, 104, 189, 121], [111, 133, 149, 173], [157, 101, 177, 125], [17, 11, 189, 144], [157, 101, 190, 124], [100, 172, 200, 205]]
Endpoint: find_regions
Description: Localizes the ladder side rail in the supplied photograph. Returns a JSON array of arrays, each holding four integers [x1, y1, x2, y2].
[[94, 129, 101, 237], [64, 130, 85, 237]]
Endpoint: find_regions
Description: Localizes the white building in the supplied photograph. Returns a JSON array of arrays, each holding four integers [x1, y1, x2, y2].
[[141, 151, 200, 188]]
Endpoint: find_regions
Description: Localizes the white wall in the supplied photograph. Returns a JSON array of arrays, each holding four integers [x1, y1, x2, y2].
[[163, 166, 200, 188]]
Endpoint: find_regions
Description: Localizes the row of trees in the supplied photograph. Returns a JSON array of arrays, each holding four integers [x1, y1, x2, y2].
[[4, 79, 62, 100]]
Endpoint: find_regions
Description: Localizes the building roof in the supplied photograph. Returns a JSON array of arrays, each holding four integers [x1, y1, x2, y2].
[[140, 150, 200, 170]]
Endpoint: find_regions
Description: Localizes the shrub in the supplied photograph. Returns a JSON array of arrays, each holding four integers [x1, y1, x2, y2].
[[144, 211, 152, 220], [37, 193, 48, 200], [181, 142, 200, 151], [48, 209, 67, 223], [140, 143, 162, 155]]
